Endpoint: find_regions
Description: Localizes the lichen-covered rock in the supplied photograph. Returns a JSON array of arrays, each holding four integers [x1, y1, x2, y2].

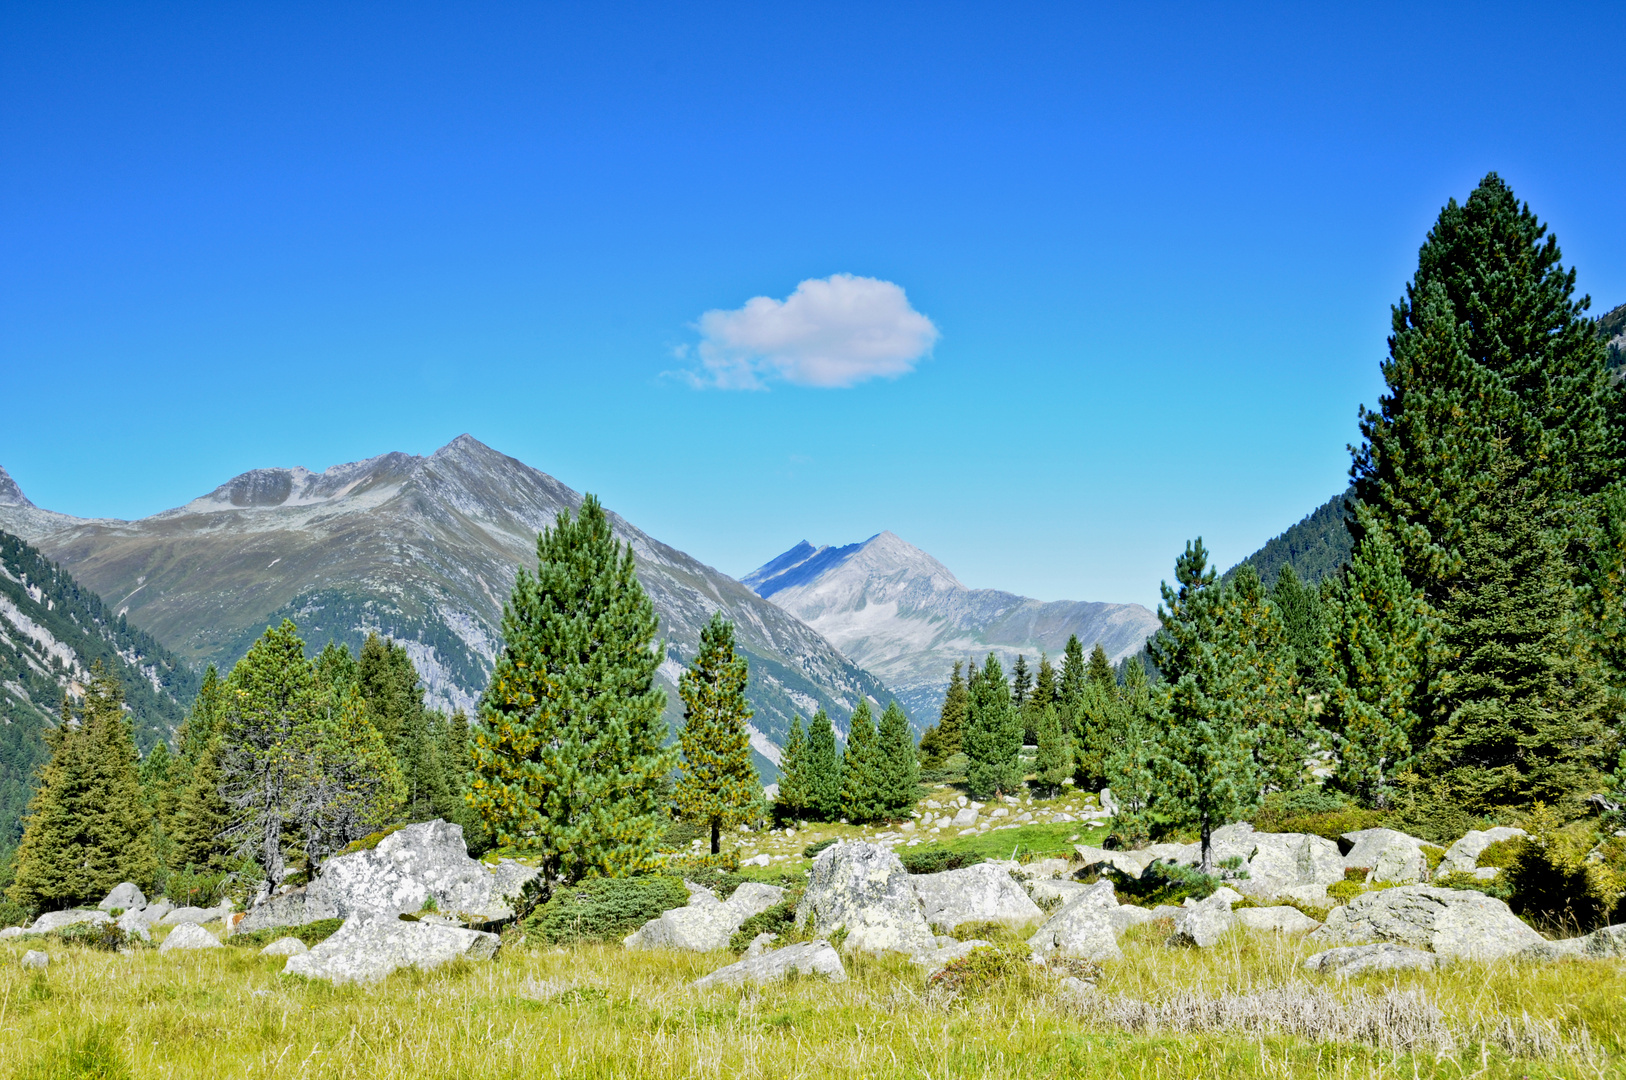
[[743, 932, 776, 958], [692, 940, 847, 988], [1028, 890, 1123, 962], [283, 914, 499, 984], [1234, 832, 1344, 900], [29, 909, 109, 934], [0, 927, 24, 940], [1029, 879, 1093, 905], [1071, 845, 1151, 878], [158, 903, 231, 927], [1019, 858, 1070, 880], [623, 882, 786, 951], [237, 819, 539, 934], [1170, 893, 1236, 947], [259, 937, 310, 957], [1303, 942, 1438, 976], [21, 950, 48, 968], [1438, 827, 1527, 875], [159, 923, 223, 952], [796, 842, 935, 957], [1234, 906, 1320, 933], [912, 862, 1043, 932], [99, 882, 146, 911], [1308, 885, 1544, 959], [1341, 829, 1429, 884]]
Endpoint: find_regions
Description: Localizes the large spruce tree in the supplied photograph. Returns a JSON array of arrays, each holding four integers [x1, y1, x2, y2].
[[874, 701, 919, 818], [469, 496, 674, 881], [918, 661, 967, 767], [1226, 565, 1306, 793], [839, 700, 883, 823], [803, 709, 843, 820], [773, 715, 812, 822], [964, 653, 1022, 799], [674, 613, 763, 853]]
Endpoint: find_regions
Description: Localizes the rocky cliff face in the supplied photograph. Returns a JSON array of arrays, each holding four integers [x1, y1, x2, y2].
[[745, 531, 1159, 720], [0, 437, 891, 769]]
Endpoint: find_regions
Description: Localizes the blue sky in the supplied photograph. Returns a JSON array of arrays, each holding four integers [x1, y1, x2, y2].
[[2, 2, 1622, 611]]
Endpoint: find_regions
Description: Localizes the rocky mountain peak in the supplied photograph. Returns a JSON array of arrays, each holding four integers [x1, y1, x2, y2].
[[0, 466, 34, 508]]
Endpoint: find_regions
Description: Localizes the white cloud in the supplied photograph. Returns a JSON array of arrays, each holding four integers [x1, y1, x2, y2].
[[689, 274, 938, 389]]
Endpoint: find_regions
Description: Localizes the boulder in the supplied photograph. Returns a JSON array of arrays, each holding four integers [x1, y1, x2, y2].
[[283, 914, 500, 984], [1072, 845, 1151, 878], [742, 932, 776, 958], [1029, 879, 1093, 905], [234, 888, 336, 935], [1308, 885, 1545, 960], [912, 862, 1044, 933], [1099, 788, 1117, 815], [0, 927, 24, 940], [951, 806, 979, 828], [1529, 923, 1626, 961], [159, 923, 223, 952], [1107, 904, 1178, 933], [29, 909, 109, 934], [692, 940, 847, 989], [1304, 942, 1438, 977], [259, 937, 310, 957], [98, 882, 146, 911], [624, 882, 786, 952], [1029, 886, 1123, 962], [796, 842, 936, 957], [1233, 832, 1344, 900], [1019, 858, 1070, 880], [117, 905, 165, 938], [21, 950, 48, 969], [1341, 829, 1429, 884], [158, 903, 231, 928], [1234, 906, 1320, 933], [1439, 827, 1527, 875], [1169, 893, 1236, 947]]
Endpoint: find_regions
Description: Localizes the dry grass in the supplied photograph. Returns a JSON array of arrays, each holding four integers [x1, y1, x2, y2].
[[2, 926, 1624, 1079]]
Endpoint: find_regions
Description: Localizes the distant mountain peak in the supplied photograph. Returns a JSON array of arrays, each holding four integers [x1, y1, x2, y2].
[[0, 466, 34, 509]]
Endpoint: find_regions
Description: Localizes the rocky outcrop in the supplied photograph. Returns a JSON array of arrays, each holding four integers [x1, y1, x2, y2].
[[283, 914, 500, 984], [0, 927, 24, 940], [158, 903, 231, 927], [1304, 943, 1438, 977], [1234, 906, 1320, 933], [1308, 885, 1544, 959], [1028, 881, 1123, 962], [796, 842, 935, 957], [1230, 830, 1344, 900], [692, 940, 847, 989], [1438, 828, 1526, 875], [159, 923, 223, 952], [259, 937, 310, 957], [29, 909, 109, 934], [99, 883, 146, 911], [118, 900, 173, 937], [912, 862, 1043, 933], [1341, 829, 1430, 884], [237, 820, 539, 934], [623, 882, 786, 951], [1072, 845, 1154, 878], [1170, 893, 1236, 948]]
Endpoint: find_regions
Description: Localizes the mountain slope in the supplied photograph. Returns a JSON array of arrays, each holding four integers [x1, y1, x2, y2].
[[744, 532, 1160, 720], [0, 529, 198, 851], [0, 439, 890, 774], [1226, 488, 1354, 587]]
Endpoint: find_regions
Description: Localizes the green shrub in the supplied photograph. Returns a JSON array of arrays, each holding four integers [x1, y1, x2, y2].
[[802, 838, 839, 860], [664, 850, 740, 874], [522, 875, 691, 945], [1342, 866, 1368, 881], [0, 896, 30, 929], [1420, 844, 1445, 874], [926, 943, 1037, 995], [333, 824, 407, 859], [659, 818, 705, 852], [1432, 870, 1512, 902], [229, 918, 344, 950], [1250, 788, 1384, 840], [1326, 879, 1365, 904], [1477, 838, 1520, 868], [1502, 805, 1626, 934], [899, 847, 986, 875], [728, 895, 808, 952], [1110, 860, 1217, 908], [51, 921, 130, 952]]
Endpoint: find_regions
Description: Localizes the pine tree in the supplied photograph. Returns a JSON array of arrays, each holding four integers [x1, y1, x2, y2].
[[313, 641, 358, 696], [839, 700, 883, 823], [1011, 654, 1032, 711], [1031, 703, 1071, 798], [1086, 644, 1115, 690], [468, 495, 674, 881], [169, 735, 230, 872], [354, 634, 447, 823], [1226, 564, 1307, 793], [1425, 457, 1609, 813], [1059, 635, 1087, 717], [1272, 563, 1328, 691], [874, 702, 919, 818], [1148, 539, 1257, 872], [804, 709, 842, 821], [674, 613, 763, 853], [1033, 654, 1057, 710], [1321, 516, 1441, 805], [1104, 656, 1157, 824], [218, 621, 323, 888], [964, 653, 1022, 799], [918, 661, 967, 767], [8, 701, 91, 911], [1071, 678, 1117, 790], [288, 685, 405, 865], [773, 715, 812, 821]]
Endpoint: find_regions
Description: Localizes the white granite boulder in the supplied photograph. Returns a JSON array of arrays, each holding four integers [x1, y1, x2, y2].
[[1234, 831, 1345, 900], [623, 882, 785, 952], [1304, 942, 1438, 976], [21, 950, 48, 968], [159, 923, 223, 952], [912, 862, 1043, 933], [1028, 882, 1123, 962], [1170, 893, 1236, 947], [796, 842, 936, 957], [1234, 906, 1320, 933], [0, 927, 24, 940], [158, 902, 232, 927], [1438, 828, 1526, 875], [259, 937, 310, 957], [1341, 829, 1430, 884], [99, 882, 146, 911], [1308, 885, 1544, 960], [692, 940, 847, 989], [283, 914, 499, 984], [29, 909, 109, 934]]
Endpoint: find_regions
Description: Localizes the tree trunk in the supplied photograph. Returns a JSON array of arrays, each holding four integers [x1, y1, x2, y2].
[[710, 817, 720, 856], [1199, 815, 1212, 876]]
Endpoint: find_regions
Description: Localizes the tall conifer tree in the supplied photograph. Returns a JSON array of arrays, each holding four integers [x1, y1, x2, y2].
[[839, 700, 883, 823], [469, 496, 674, 881], [964, 654, 1022, 799], [674, 613, 763, 853], [874, 702, 919, 818], [773, 715, 812, 822], [1086, 644, 1115, 690], [918, 662, 967, 767], [1059, 635, 1087, 718], [1011, 655, 1032, 711], [803, 709, 843, 821]]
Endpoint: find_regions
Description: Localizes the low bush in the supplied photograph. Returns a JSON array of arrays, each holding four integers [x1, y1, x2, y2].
[[521, 874, 691, 945], [1250, 788, 1385, 840], [927, 943, 1038, 996], [899, 846, 985, 875], [802, 838, 839, 859], [1477, 838, 1520, 868], [727, 894, 808, 952], [1432, 870, 1512, 902], [1503, 805, 1626, 934], [1327, 879, 1366, 904], [1110, 860, 1218, 908], [659, 818, 705, 852], [663, 850, 740, 875], [51, 921, 130, 952], [229, 918, 344, 950]]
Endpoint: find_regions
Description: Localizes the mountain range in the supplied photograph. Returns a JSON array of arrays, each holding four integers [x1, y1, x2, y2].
[[744, 531, 1161, 720], [0, 436, 891, 777]]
